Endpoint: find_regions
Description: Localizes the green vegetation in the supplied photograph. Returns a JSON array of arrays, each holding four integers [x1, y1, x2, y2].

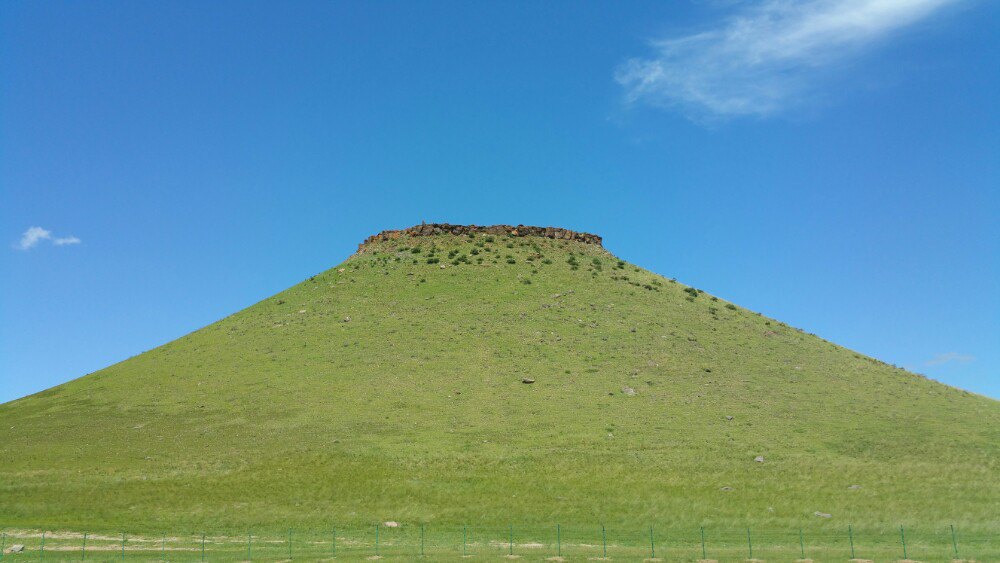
[[0, 232, 997, 555]]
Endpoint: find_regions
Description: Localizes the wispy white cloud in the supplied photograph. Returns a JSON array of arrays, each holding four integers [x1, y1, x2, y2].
[[13, 226, 81, 251], [16, 226, 52, 250], [925, 352, 974, 367], [615, 0, 960, 119]]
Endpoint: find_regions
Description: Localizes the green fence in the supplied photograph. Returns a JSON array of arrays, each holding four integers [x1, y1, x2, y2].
[[0, 524, 994, 561]]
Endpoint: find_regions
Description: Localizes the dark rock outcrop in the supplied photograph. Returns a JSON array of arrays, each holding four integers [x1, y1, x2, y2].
[[358, 223, 603, 252]]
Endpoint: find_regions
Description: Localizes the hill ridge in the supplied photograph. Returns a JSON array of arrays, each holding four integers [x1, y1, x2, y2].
[[358, 223, 603, 252]]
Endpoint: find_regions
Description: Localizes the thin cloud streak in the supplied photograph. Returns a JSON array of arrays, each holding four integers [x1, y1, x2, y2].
[[14, 226, 81, 250], [616, 0, 960, 119], [925, 352, 974, 367]]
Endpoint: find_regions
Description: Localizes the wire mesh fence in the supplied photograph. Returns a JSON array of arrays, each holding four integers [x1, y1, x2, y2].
[[0, 524, 994, 561]]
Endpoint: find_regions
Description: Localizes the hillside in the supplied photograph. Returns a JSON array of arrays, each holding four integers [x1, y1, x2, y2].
[[1, 224, 997, 555]]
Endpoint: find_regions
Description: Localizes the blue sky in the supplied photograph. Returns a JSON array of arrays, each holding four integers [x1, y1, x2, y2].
[[1, 0, 997, 402]]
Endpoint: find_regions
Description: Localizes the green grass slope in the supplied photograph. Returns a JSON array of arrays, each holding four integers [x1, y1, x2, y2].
[[1, 228, 997, 544]]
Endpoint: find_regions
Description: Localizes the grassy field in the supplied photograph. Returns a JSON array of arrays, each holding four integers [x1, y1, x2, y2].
[[0, 523, 994, 561], [1, 230, 997, 555]]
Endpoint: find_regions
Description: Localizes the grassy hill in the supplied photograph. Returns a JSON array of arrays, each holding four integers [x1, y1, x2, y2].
[[1, 225, 997, 558]]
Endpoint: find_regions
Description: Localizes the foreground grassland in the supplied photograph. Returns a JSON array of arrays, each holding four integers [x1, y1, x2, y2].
[[0, 523, 995, 561], [1, 233, 997, 556]]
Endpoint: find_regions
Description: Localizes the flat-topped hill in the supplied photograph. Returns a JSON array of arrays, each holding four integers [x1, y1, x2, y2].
[[0, 227, 997, 544]]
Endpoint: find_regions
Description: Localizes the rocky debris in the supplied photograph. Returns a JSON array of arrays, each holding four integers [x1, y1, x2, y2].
[[754, 455, 765, 463], [7, 545, 24, 554], [343, 316, 352, 323], [848, 484, 862, 490], [720, 486, 734, 491], [358, 223, 603, 252], [814, 511, 832, 519], [521, 378, 535, 384], [725, 415, 734, 421], [298, 309, 306, 314], [383, 521, 400, 528], [621, 386, 636, 396]]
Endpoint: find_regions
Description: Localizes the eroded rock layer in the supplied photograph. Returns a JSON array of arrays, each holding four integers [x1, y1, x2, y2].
[[358, 223, 602, 252]]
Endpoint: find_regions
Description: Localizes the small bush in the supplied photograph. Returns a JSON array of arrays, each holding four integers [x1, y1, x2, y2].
[[725, 303, 737, 310], [683, 287, 699, 298], [426, 257, 440, 264]]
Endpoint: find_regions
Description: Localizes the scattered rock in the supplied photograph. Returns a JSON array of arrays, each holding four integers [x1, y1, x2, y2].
[[343, 316, 352, 323], [338, 268, 346, 272], [298, 309, 307, 314], [754, 455, 765, 463], [629, 327, 636, 333], [848, 484, 862, 490], [814, 511, 832, 519], [358, 224, 603, 252], [439, 264, 447, 269], [7, 545, 24, 554], [720, 486, 734, 491], [383, 521, 400, 528], [621, 386, 636, 396], [521, 378, 535, 384], [725, 415, 734, 421]]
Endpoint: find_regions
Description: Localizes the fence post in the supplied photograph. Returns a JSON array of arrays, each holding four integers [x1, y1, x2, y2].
[[557, 524, 561, 557], [508, 524, 513, 556], [375, 524, 379, 557], [160, 534, 164, 562], [950, 524, 959, 558], [1, 529, 5, 561], [83, 532, 88, 561], [288, 528, 293, 560], [848, 525, 855, 559], [247, 531, 251, 561], [40, 531, 45, 560], [700, 526, 707, 560], [420, 524, 424, 557], [650, 526, 655, 559], [746, 528, 752, 560], [332, 528, 337, 558], [900, 525, 907, 560], [799, 527, 805, 559], [122, 532, 126, 561], [602, 524, 607, 559], [200, 533, 205, 562]]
